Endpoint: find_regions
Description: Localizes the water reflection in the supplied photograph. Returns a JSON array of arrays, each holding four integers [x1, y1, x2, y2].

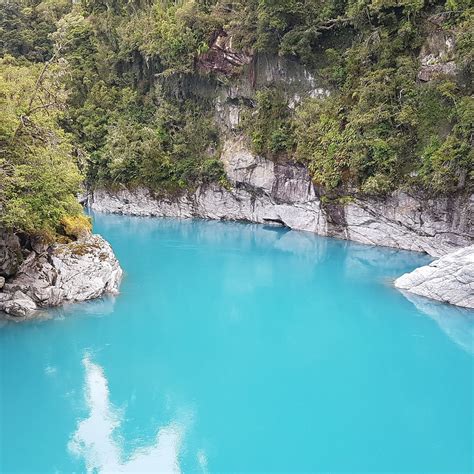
[[399, 291, 474, 354], [52, 295, 118, 319], [69, 355, 197, 473]]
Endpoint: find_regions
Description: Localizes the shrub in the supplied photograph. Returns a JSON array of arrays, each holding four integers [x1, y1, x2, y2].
[[61, 215, 92, 239]]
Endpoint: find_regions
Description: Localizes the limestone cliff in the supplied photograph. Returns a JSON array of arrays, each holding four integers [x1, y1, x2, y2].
[[88, 49, 472, 258], [89, 137, 473, 258]]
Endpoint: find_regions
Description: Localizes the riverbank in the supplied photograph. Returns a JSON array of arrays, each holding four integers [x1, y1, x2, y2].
[[395, 245, 474, 309], [88, 138, 473, 259]]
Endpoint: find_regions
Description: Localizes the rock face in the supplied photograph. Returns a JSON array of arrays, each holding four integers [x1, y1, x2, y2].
[[0, 230, 22, 277], [395, 245, 474, 309], [89, 137, 473, 258], [417, 24, 458, 82], [197, 31, 252, 76], [0, 233, 122, 319]]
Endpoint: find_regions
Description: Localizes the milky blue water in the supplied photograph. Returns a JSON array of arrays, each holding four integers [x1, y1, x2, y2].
[[1, 213, 473, 473]]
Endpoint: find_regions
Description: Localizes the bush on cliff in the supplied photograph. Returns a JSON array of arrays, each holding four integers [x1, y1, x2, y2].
[[0, 55, 86, 239]]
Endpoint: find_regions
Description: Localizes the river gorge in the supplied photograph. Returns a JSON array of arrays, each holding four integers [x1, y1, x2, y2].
[[1, 2, 473, 470]]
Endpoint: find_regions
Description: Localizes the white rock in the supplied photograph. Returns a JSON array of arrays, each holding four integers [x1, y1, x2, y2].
[[395, 245, 474, 309], [0, 233, 122, 319], [89, 137, 473, 258]]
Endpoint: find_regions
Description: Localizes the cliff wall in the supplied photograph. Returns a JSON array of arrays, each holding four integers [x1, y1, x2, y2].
[[89, 136, 473, 258]]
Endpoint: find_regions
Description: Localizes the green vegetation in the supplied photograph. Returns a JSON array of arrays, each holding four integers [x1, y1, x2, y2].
[[0, 55, 85, 239], [292, 3, 474, 194], [240, 1, 473, 194], [0, 0, 472, 238], [243, 88, 295, 157]]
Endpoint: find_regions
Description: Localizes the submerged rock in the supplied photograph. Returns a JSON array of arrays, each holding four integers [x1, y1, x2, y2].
[[395, 245, 474, 309], [399, 290, 474, 354], [0, 233, 122, 319]]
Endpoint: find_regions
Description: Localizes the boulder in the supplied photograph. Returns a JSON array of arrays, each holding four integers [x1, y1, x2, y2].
[[2, 291, 37, 318], [395, 245, 474, 309], [0, 233, 122, 319]]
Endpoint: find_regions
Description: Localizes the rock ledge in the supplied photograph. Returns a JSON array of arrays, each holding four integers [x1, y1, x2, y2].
[[89, 137, 473, 258], [395, 245, 474, 309]]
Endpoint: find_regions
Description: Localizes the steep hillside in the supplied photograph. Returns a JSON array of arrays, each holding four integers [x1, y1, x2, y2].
[[0, 0, 472, 268], [2, 0, 472, 203]]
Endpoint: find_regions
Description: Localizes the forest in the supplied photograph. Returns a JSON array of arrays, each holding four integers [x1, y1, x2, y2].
[[0, 0, 472, 239]]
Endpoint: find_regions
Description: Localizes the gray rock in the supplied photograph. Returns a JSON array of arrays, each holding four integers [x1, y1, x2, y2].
[[0, 233, 122, 319], [0, 276, 5, 289], [417, 28, 458, 82], [341, 192, 472, 257], [2, 292, 37, 318], [89, 137, 473, 258], [418, 61, 457, 82], [395, 245, 474, 309], [0, 230, 22, 277]]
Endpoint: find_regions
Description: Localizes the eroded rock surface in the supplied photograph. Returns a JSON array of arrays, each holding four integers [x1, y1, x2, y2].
[[417, 25, 458, 82], [89, 137, 473, 257], [395, 245, 474, 309], [0, 233, 122, 319], [0, 230, 22, 277]]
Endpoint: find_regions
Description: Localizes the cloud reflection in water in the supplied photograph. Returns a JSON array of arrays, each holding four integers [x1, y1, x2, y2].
[[69, 355, 196, 473]]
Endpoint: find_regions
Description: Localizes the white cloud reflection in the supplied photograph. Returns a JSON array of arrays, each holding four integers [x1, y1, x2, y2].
[[69, 355, 196, 473]]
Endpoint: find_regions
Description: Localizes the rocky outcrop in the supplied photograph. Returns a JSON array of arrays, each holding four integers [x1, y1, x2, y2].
[[197, 31, 252, 76], [338, 192, 472, 257], [417, 22, 458, 82], [89, 137, 473, 258], [0, 233, 122, 319], [395, 245, 474, 309]]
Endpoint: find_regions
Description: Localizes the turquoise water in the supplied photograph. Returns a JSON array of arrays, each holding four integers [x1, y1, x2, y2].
[[1, 213, 473, 473]]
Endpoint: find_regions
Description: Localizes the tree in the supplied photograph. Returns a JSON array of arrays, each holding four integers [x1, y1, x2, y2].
[[0, 55, 86, 238]]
